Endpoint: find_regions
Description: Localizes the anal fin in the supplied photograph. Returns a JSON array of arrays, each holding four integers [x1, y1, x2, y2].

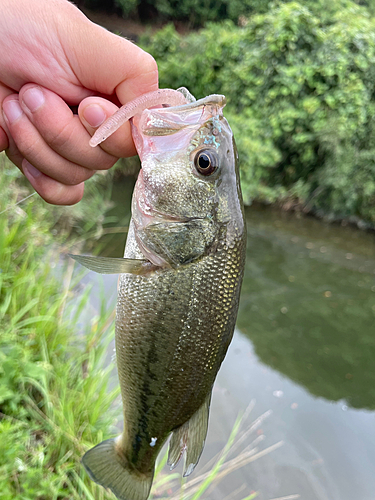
[[167, 391, 212, 477]]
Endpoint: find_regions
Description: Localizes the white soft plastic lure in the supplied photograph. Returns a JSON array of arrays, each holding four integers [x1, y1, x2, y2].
[[89, 88, 195, 147]]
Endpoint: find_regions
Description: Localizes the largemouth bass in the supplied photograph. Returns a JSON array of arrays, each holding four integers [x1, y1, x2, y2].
[[72, 90, 246, 500]]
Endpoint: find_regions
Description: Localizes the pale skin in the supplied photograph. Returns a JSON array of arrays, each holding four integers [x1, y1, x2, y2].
[[0, 0, 158, 205]]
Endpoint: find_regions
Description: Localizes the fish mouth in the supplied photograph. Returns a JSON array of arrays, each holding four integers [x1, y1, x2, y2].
[[135, 94, 226, 141]]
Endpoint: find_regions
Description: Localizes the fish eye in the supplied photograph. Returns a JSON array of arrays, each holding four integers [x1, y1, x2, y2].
[[194, 150, 219, 176]]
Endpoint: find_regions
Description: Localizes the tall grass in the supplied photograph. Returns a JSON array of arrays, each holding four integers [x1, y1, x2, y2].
[[1, 156, 290, 500], [150, 404, 286, 500], [0, 158, 120, 499]]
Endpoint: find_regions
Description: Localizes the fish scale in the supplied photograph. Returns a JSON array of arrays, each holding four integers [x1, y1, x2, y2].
[[114, 225, 245, 475]]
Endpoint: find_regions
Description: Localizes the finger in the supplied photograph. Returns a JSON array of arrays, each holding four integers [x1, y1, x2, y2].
[[18, 84, 118, 170], [64, 19, 159, 103], [22, 159, 85, 205], [0, 126, 9, 152], [2, 95, 95, 186], [0, 82, 16, 151], [5, 137, 24, 171], [78, 96, 136, 158], [2, 102, 26, 171], [4, 112, 87, 206]]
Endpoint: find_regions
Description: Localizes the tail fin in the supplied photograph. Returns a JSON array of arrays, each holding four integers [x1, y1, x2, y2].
[[82, 438, 154, 500]]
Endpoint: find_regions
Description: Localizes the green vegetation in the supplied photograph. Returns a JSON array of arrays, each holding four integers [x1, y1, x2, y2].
[[83, 0, 270, 25], [0, 157, 279, 498], [140, 0, 375, 226], [83, 0, 372, 26], [0, 158, 120, 499]]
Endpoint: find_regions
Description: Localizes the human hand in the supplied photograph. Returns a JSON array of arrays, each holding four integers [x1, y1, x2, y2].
[[0, 0, 158, 205]]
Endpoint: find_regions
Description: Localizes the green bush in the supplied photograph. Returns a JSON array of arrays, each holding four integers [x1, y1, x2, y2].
[[141, 1, 375, 224], [82, 0, 270, 25], [115, 0, 139, 15], [81, 0, 372, 27], [144, 0, 269, 24]]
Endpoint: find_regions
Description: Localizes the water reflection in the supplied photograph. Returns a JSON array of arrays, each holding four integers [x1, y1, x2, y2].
[[238, 204, 375, 410], [97, 177, 375, 410]]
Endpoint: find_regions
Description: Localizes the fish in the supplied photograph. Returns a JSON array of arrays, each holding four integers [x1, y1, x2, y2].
[[70, 90, 246, 500]]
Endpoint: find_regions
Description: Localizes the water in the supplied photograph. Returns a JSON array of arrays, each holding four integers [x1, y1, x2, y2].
[[84, 177, 375, 500]]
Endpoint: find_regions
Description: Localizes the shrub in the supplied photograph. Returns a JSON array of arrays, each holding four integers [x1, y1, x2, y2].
[[82, 0, 270, 25], [82, 0, 372, 27], [142, 1, 375, 224]]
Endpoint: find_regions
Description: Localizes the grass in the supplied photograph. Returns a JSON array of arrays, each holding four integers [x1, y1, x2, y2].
[[150, 403, 286, 500], [0, 157, 121, 499], [0, 155, 293, 500]]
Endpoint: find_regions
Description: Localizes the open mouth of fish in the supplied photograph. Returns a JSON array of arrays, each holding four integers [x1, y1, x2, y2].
[[89, 88, 226, 148]]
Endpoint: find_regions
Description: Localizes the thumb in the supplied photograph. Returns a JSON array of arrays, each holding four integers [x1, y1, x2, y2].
[[62, 12, 159, 104]]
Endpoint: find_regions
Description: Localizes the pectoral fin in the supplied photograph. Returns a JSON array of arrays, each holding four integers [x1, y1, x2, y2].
[[69, 254, 152, 275], [168, 391, 212, 477]]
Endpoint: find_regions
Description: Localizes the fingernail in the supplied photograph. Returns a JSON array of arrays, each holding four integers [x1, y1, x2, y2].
[[3, 99, 23, 124], [22, 86, 45, 113], [83, 104, 106, 128], [23, 159, 41, 179]]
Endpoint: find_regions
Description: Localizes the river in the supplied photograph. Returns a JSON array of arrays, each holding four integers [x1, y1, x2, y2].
[[79, 176, 375, 500]]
